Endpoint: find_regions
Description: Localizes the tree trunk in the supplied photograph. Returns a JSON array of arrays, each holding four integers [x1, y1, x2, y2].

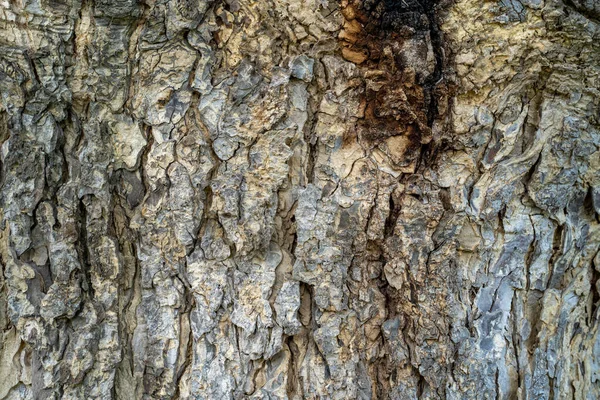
[[0, 0, 599, 398]]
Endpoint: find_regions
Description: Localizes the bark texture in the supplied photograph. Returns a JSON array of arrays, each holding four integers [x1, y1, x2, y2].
[[0, 0, 599, 399]]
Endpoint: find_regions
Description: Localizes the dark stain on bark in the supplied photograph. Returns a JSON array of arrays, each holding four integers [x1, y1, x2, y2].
[[564, 0, 600, 24], [340, 0, 453, 164]]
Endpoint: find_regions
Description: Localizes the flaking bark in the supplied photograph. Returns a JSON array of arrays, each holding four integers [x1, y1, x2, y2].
[[0, 0, 599, 399]]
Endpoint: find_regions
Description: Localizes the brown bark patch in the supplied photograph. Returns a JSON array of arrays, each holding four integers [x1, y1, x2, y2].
[[340, 0, 451, 158]]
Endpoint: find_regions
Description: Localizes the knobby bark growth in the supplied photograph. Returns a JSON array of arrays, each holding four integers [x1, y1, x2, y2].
[[0, 0, 599, 399]]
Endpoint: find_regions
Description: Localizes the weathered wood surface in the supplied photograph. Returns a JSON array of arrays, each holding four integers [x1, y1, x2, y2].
[[0, 0, 599, 398]]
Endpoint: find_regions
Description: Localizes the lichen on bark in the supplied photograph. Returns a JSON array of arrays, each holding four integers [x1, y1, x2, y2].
[[0, 0, 599, 399]]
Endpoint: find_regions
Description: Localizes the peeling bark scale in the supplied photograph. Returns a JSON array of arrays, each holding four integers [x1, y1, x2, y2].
[[0, 0, 599, 399]]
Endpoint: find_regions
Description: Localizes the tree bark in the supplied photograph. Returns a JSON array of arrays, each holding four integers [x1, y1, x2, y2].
[[0, 0, 599, 398]]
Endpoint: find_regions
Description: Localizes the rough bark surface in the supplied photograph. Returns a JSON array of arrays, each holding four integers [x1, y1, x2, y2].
[[0, 0, 599, 399]]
